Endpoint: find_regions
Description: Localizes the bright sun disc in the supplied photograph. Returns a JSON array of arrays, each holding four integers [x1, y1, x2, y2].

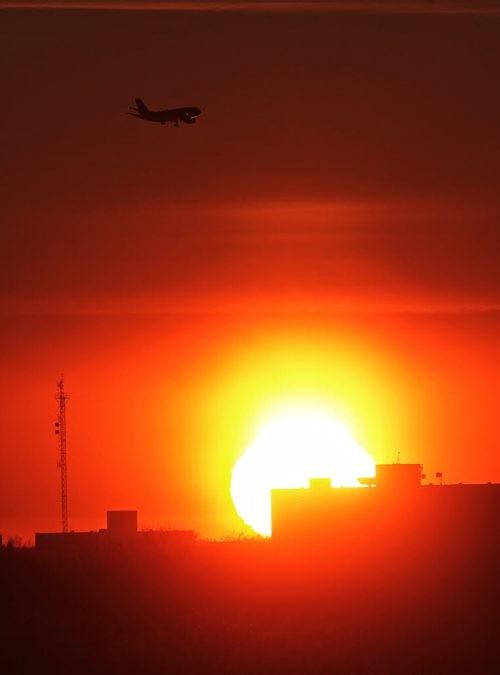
[[231, 415, 375, 536]]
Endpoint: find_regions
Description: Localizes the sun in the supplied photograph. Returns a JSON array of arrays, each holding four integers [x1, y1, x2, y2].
[[231, 414, 375, 536]]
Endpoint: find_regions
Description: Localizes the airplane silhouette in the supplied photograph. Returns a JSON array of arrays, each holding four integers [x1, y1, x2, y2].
[[128, 98, 202, 127]]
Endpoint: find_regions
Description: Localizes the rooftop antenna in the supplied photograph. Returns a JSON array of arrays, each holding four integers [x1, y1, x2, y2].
[[54, 377, 70, 533]]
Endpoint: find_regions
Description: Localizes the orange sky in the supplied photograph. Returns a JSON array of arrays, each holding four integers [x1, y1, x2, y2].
[[1, 2, 499, 541]]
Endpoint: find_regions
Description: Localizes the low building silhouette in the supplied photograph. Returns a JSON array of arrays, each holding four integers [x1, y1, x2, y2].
[[35, 510, 196, 551]]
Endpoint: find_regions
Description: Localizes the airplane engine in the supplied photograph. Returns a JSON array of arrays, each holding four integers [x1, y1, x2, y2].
[[184, 117, 196, 124]]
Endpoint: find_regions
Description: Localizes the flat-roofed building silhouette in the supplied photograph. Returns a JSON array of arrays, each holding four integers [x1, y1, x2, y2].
[[35, 510, 196, 552], [271, 464, 500, 555]]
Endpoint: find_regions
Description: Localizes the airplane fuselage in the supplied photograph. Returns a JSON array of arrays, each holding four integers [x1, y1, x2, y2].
[[128, 99, 201, 126]]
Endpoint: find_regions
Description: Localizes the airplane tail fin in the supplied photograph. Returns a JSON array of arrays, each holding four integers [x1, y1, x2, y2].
[[135, 98, 149, 114]]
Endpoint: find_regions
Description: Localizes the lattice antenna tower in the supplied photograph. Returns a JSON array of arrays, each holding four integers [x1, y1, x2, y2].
[[55, 377, 70, 533]]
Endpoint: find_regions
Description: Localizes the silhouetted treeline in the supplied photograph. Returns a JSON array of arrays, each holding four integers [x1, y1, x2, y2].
[[0, 535, 498, 675]]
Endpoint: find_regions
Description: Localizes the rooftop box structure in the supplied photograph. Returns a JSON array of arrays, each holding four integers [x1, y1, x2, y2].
[[107, 510, 138, 537], [308, 478, 332, 490], [375, 463, 422, 490]]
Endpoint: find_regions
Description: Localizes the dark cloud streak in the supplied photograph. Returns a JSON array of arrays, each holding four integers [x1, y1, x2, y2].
[[1, 1, 500, 16]]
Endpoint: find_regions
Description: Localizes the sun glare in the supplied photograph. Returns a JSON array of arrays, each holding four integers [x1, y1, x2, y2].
[[231, 414, 375, 536]]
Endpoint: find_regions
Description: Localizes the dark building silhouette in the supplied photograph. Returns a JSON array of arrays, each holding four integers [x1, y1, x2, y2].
[[35, 510, 196, 551], [271, 464, 500, 553]]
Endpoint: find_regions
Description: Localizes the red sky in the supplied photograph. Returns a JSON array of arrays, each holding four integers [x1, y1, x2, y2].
[[1, 1, 499, 541]]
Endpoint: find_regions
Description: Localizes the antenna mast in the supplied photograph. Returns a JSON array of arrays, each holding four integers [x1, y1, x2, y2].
[[55, 377, 70, 533]]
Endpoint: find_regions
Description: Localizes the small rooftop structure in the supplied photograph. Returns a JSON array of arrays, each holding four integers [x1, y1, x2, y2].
[[375, 463, 422, 490], [107, 510, 138, 538], [308, 478, 332, 490]]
